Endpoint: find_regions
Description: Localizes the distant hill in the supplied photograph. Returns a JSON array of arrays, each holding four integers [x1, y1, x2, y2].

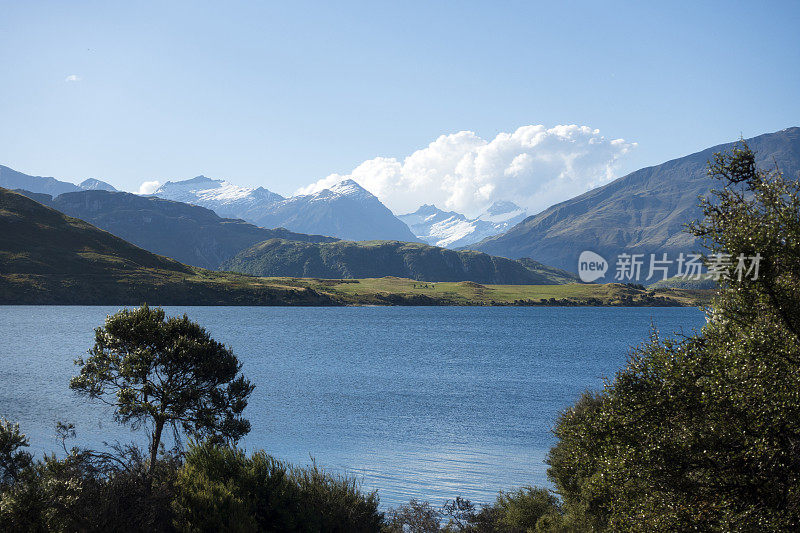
[[220, 239, 580, 285], [467, 127, 800, 280], [0, 164, 81, 196], [515, 257, 584, 285], [398, 201, 527, 248], [0, 188, 336, 305], [155, 177, 420, 242], [14, 189, 338, 270], [0, 164, 116, 196]]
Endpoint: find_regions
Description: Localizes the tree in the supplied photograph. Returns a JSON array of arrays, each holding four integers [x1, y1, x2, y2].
[[493, 487, 562, 532], [0, 419, 32, 486], [546, 141, 800, 529], [70, 304, 254, 474]]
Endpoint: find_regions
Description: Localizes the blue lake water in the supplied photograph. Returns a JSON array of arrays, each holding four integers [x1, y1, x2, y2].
[[0, 306, 705, 509]]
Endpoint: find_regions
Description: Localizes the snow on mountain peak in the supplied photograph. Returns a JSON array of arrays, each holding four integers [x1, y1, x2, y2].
[[399, 199, 527, 248], [484, 200, 522, 215], [79, 178, 117, 191], [477, 201, 526, 224], [327, 179, 373, 199], [154, 176, 284, 216], [299, 179, 376, 204]]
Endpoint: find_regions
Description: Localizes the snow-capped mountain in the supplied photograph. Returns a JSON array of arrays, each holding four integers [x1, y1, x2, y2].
[[79, 178, 117, 191], [154, 176, 285, 220], [246, 179, 419, 242], [399, 201, 527, 249], [475, 200, 526, 225], [154, 177, 419, 242]]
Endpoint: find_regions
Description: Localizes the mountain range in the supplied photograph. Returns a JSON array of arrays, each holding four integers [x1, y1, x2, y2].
[[154, 177, 419, 242], [10, 187, 574, 284], [0, 187, 336, 305], [0, 165, 116, 195], [3, 127, 798, 286], [398, 201, 527, 248], [4, 186, 699, 307], [14, 189, 337, 270], [468, 127, 800, 280], [1, 164, 524, 248]]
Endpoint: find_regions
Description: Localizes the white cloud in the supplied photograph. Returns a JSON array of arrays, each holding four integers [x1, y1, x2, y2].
[[297, 125, 636, 217], [137, 180, 160, 195], [64, 74, 81, 82]]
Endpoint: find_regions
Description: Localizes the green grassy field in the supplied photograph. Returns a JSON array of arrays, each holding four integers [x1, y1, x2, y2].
[[251, 276, 713, 307]]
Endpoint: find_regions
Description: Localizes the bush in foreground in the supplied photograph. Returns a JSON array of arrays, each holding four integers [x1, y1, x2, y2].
[[174, 441, 382, 532], [0, 435, 384, 532], [0, 435, 179, 532], [383, 488, 561, 532], [546, 142, 800, 530]]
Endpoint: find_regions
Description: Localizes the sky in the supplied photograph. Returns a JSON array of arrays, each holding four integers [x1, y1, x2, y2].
[[1, 1, 799, 215]]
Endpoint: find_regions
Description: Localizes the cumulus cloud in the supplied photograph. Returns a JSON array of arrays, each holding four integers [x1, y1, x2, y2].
[[297, 125, 636, 217], [64, 74, 81, 82], [137, 180, 160, 195]]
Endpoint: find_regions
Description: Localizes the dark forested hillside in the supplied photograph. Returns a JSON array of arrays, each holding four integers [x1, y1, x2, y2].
[[221, 238, 580, 284]]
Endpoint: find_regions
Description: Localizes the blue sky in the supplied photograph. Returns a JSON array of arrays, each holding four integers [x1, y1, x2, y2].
[[1, 1, 798, 207]]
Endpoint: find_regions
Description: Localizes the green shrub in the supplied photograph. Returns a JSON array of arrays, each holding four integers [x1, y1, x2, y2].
[[289, 460, 382, 532], [173, 441, 298, 532], [494, 487, 561, 532], [383, 499, 441, 532], [0, 419, 32, 487], [173, 440, 382, 532], [0, 444, 179, 532]]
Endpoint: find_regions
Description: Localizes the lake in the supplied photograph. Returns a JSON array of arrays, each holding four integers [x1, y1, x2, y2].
[[0, 306, 705, 509]]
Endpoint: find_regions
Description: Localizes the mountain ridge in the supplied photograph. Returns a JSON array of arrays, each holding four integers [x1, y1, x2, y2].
[[0, 187, 337, 306], [13, 189, 338, 270], [155, 176, 420, 242], [466, 127, 800, 279], [399, 201, 527, 248], [0, 165, 118, 196], [220, 238, 580, 285]]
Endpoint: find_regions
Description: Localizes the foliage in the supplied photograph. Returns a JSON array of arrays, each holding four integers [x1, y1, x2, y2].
[[288, 459, 383, 532], [70, 305, 254, 472], [493, 487, 562, 532], [0, 440, 179, 532], [173, 442, 297, 532], [0, 419, 32, 486], [383, 489, 562, 533], [546, 141, 800, 530], [2, 435, 386, 533], [173, 441, 383, 532], [383, 499, 441, 532]]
